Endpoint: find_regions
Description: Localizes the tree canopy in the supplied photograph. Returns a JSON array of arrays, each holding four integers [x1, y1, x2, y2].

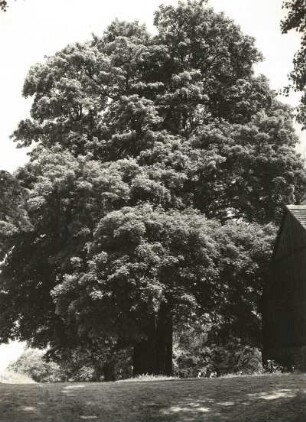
[[0, 0, 15, 12], [0, 1, 8, 11], [282, 0, 306, 126], [1, 0, 305, 377], [0, 171, 31, 260]]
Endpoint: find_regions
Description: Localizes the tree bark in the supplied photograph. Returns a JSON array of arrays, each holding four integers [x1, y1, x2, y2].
[[102, 360, 116, 382], [133, 303, 173, 376]]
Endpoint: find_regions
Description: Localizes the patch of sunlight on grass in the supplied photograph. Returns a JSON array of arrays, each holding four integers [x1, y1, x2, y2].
[[170, 405, 210, 413], [117, 374, 178, 382], [63, 384, 86, 390], [23, 406, 36, 411], [162, 403, 211, 415], [217, 401, 235, 406], [248, 389, 297, 400]]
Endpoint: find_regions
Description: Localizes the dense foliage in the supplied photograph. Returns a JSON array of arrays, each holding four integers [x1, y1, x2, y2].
[[173, 326, 263, 377], [8, 350, 64, 383], [1, 0, 305, 377], [0, 1, 7, 11], [0, 171, 31, 261], [0, 0, 16, 12], [282, 0, 306, 126]]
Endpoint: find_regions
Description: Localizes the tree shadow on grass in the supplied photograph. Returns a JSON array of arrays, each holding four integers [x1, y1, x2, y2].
[[159, 382, 306, 422], [0, 383, 99, 422], [1, 376, 306, 422]]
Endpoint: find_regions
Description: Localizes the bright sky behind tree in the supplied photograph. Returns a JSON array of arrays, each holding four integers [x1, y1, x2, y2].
[[0, 0, 304, 368], [0, 0, 305, 174]]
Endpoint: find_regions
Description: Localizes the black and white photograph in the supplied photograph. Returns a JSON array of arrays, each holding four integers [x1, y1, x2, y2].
[[1, 0, 306, 420]]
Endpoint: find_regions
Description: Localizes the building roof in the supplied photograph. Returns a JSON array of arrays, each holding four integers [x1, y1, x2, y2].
[[286, 205, 306, 230], [272, 205, 306, 260]]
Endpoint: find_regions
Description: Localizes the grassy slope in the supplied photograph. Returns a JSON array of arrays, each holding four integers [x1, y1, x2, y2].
[[0, 374, 306, 422]]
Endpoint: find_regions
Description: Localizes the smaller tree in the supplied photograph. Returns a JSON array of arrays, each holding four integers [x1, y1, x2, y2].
[[8, 350, 64, 383], [0, 1, 16, 12], [282, 1, 306, 34], [0, 1, 7, 11], [282, 0, 306, 125], [173, 325, 263, 377]]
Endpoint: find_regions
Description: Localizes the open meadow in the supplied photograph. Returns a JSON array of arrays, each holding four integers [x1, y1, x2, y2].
[[1, 374, 306, 422]]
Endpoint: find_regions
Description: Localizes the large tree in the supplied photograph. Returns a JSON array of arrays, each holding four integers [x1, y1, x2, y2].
[[0, 0, 305, 377]]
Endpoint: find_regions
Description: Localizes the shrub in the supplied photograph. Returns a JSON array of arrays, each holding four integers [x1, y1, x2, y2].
[[8, 349, 65, 382], [173, 326, 263, 377]]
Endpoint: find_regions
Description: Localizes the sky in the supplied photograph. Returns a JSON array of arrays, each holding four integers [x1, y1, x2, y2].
[[0, 0, 303, 368], [0, 0, 304, 173]]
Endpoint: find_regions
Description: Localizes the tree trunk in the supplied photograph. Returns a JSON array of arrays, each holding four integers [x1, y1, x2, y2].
[[103, 360, 116, 382], [94, 359, 116, 382], [133, 303, 173, 376]]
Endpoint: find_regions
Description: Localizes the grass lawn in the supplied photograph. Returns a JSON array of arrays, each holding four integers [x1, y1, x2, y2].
[[0, 373, 306, 421]]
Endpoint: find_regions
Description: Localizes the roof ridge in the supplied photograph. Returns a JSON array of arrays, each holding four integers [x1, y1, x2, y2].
[[286, 205, 306, 230], [286, 204, 306, 209]]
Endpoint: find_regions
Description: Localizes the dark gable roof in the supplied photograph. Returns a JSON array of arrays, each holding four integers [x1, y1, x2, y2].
[[272, 205, 306, 260], [286, 205, 306, 230]]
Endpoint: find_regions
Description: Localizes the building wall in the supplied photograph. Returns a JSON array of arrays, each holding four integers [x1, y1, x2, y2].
[[263, 213, 306, 369]]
